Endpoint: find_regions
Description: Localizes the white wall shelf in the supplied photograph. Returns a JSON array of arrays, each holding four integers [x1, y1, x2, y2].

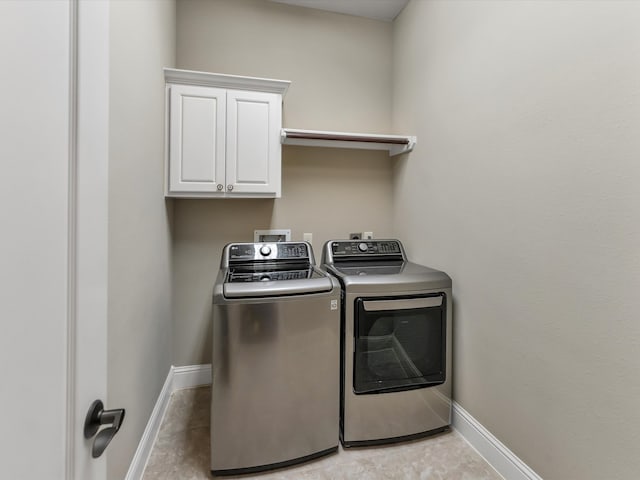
[[281, 128, 416, 156]]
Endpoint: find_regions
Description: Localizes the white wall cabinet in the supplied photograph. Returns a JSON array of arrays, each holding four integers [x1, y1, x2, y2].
[[165, 68, 290, 198]]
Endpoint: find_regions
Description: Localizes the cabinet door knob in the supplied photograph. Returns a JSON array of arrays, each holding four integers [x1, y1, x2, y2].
[[216, 184, 223, 191], [227, 185, 233, 191]]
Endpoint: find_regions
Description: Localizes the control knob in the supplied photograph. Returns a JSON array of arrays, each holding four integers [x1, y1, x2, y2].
[[358, 242, 368, 253], [259, 245, 272, 256]]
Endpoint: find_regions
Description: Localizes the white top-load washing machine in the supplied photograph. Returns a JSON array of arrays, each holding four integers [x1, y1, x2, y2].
[[211, 242, 340, 475], [322, 239, 452, 447]]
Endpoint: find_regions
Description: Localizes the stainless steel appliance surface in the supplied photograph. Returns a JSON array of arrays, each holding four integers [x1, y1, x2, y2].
[[322, 239, 452, 447], [211, 242, 341, 475]]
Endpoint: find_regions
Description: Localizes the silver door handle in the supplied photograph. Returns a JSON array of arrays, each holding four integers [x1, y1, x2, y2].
[[227, 184, 233, 191], [217, 184, 223, 191]]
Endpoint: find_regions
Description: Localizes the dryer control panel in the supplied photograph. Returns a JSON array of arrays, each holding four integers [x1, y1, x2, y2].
[[329, 240, 404, 260]]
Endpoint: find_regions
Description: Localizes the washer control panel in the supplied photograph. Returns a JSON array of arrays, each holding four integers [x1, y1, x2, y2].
[[228, 242, 310, 263], [330, 240, 403, 258]]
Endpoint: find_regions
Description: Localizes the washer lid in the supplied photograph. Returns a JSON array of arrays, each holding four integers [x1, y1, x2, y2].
[[226, 263, 320, 283], [223, 267, 335, 298]]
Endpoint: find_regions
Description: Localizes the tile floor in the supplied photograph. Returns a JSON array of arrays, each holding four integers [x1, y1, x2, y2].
[[142, 387, 503, 480]]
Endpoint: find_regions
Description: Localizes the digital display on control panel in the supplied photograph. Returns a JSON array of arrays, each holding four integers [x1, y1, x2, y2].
[[377, 242, 401, 254], [331, 241, 401, 256], [277, 243, 308, 259]]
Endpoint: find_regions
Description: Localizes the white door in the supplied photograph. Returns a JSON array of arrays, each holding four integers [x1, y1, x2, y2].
[[169, 84, 227, 195], [0, 1, 108, 479], [226, 90, 282, 195]]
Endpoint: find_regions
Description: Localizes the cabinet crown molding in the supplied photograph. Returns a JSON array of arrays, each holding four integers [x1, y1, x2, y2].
[[164, 68, 291, 96]]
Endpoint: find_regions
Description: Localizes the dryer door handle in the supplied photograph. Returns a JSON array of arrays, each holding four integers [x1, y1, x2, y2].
[[362, 296, 442, 311]]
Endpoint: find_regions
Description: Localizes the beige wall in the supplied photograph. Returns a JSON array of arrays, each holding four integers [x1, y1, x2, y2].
[[107, 1, 175, 478], [173, 0, 394, 365], [392, 1, 640, 479]]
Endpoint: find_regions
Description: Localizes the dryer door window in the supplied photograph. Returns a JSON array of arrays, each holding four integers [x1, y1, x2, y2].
[[353, 293, 446, 394]]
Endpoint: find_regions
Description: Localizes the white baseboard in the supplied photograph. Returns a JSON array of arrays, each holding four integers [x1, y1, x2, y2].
[[452, 401, 543, 480], [124, 365, 176, 480], [124, 364, 212, 480], [172, 363, 212, 390], [126, 366, 541, 480]]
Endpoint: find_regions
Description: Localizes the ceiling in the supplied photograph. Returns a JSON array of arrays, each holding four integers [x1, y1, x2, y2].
[[268, 0, 410, 22]]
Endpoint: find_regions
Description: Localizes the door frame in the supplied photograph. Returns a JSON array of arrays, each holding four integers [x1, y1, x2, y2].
[[67, 1, 109, 479]]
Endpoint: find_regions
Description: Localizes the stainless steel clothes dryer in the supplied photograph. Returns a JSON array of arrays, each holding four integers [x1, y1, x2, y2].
[[322, 239, 452, 447], [211, 242, 341, 475]]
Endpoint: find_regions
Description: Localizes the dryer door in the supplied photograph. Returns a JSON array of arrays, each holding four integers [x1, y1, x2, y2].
[[353, 293, 446, 394]]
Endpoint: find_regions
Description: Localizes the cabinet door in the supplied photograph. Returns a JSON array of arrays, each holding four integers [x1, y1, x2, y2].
[[226, 90, 281, 196], [168, 84, 226, 194]]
